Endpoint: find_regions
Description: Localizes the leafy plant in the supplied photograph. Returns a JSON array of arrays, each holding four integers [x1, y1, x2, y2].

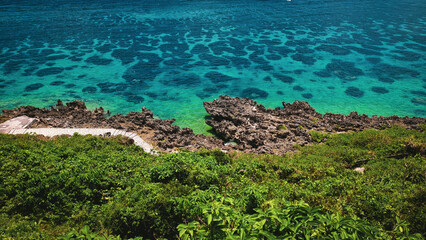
[[279, 124, 288, 130], [310, 130, 330, 143], [0, 126, 424, 239]]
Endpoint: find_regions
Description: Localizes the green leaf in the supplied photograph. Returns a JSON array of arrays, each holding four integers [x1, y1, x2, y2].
[[208, 214, 213, 225], [179, 229, 187, 237]]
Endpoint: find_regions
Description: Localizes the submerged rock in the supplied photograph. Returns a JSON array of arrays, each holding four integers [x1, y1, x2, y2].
[[345, 87, 364, 98], [241, 88, 268, 99], [24, 83, 44, 92]]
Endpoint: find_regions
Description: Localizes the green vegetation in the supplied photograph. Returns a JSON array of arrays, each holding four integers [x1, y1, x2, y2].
[[0, 126, 424, 239], [279, 124, 288, 130], [311, 117, 319, 126], [310, 130, 330, 143]]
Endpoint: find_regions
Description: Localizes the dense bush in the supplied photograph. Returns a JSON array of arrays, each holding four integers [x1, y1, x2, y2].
[[0, 126, 424, 239]]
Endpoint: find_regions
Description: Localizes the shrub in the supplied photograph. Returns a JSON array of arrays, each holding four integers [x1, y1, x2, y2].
[[0, 127, 424, 239]]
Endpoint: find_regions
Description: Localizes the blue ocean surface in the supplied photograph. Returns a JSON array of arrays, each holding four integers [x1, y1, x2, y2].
[[0, 0, 425, 133]]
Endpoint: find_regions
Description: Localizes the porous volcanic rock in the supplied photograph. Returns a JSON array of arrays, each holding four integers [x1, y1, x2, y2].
[[203, 95, 425, 155], [1, 100, 223, 152], [2, 96, 425, 155]]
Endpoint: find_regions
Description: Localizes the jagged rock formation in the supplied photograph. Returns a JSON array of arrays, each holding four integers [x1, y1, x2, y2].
[[2, 96, 425, 155], [203, 95, 425, 154], [1, 99, 223, 152]]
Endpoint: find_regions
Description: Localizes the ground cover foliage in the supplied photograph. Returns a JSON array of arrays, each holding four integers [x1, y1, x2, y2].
[[0, 126, 424, 239]]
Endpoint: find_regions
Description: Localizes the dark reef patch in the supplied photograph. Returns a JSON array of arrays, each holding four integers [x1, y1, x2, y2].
[[203, 87, 219, 95], [85, 55, 113, 65], [2, 60, 27, 75], [24, 83, 44, 92], [294, 69, 306, 75], [366, 57, 382, 64], [345, 87, 364, 98], [205, 71, 237, 84], [258, 38, 281, 46], [263, 76, 272, 82], [411, 91, 426, 97], [273, 74, 295, 84], [122, 61, 159, 87], [391, 50, 422, 61], [160, 43, 189, 55], [46, 54, 68, 61], [241, 87, 268, 99], [50, 81, 65, 86], [371, 87, 389, 94], [302, 93, 313, 99], [163, 58, 192, 66], [346, 46, 383, 56], [411, 98, 426, 106], [126, 94, 145, 104], [22, 67, 38, 76], [97, 82, 127, 93], [291, 53, 316, 65], [268, 46, 294, 57], [247, 45, 264, 52], [82, 86, 97, 93], [314, 70, 332, 78], [36, 67, 64, 77], [249, 52, 269, 65], [225, 56, 251, 68], [315, 44, 351, 55], [65, 66, 75, 71], [296, 47, 315, 54], [95, 44, 115, 53], [112, 49, 135, 65], [199, 54, 230, 66], [378, 77, 394, 84], [69, 56, 83, 62], [326, 59, 363, 80], [293, 86, 304, 91], [372, 63, 419, 78], [414, 109, 426, 115], [228, 37, 246, 51], [144, 92, 159, 99], [404, 43, 426, 51], [257, 64, 273, 71], [277, 91, 284, 95], [40, 49, 55, 56], [265, 54, 281, 61], [208, 41, 233, 55], [286, 38, 314, 47], [65, 84, 77, 89], [190, 44, 210, 54]]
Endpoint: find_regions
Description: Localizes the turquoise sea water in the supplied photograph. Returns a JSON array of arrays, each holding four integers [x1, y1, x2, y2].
[[0, 0, 425, 133]]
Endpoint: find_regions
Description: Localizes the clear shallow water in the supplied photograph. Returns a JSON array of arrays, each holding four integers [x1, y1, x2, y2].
[[0, 0, 425, 134]]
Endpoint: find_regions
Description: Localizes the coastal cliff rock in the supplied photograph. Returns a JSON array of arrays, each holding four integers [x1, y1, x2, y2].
[[2, 96, 425, 155], [1, 100, 223, 152], [204, 96, 313, 154], [204, 95, 425, 154]]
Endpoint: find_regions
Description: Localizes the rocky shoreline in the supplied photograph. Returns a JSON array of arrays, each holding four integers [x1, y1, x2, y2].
[[1, 95, 425, 155]]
